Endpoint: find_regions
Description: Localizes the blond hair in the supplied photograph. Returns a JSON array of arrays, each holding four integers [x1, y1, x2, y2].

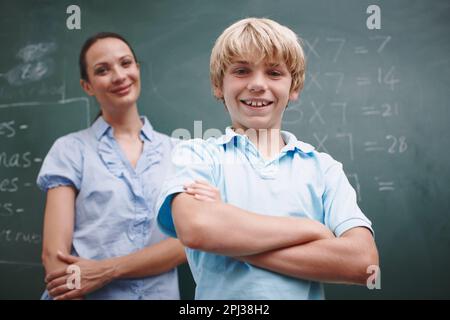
[[210, 18, 306, 96]]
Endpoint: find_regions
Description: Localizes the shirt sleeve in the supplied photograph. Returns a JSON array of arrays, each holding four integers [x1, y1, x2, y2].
[[156, 139, 219, 238], [322, 158, 374, 237], [36, 135, 83, 192]]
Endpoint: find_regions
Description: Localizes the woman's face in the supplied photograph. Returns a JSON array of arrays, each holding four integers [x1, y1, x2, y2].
[[81, 37, 141, 112]]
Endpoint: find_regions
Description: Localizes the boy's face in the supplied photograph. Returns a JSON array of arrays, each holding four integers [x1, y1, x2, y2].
[[214, 57, 299, 132]]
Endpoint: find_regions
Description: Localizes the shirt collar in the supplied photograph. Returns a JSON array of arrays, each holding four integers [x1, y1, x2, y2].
[[214, 126, 315, 154], [280, 130, 315, 154], [215, 126, 240, 145], [140, 116, 155, 141], [91, 116, 154, 141], [92, 116, 110, 140]]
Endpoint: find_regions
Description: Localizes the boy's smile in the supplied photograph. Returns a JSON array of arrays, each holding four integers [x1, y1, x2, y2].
[[215, 58, 299, 132], [240, 98, 273, 108]]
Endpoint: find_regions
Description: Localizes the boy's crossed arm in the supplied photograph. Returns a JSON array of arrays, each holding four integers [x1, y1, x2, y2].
[[172, 192, 333, 256], [237, 227, 378, 285], [177, 181, 378, 285]]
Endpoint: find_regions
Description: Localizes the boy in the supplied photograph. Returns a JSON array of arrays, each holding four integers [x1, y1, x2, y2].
[[156, 18, 379, 299]]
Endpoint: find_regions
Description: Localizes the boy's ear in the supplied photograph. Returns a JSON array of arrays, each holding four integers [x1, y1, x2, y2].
[[213, 86, 224, 100], [80, 79, 95, 96], [289, 89, 300, 101]]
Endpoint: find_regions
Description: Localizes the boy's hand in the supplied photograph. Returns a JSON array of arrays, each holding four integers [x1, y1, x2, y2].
[[184, 180, 222, 202]]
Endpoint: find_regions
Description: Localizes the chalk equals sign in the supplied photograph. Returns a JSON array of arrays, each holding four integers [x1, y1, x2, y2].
[[378, 181, 395, 191], [19, 124, 28, 130], [34, 157, 42, 163], [361, 106, 380, 116], [16, 208, 25, 213], [364, 141, 384, 152], [354, 46, 368, 54], [356, 76, 371, 86]]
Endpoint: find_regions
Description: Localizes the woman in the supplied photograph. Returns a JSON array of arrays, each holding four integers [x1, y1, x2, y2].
[[37, 32, 187, 299]]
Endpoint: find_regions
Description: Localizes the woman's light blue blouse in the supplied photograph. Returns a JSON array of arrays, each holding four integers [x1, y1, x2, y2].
[[37, 116, 180, 300]]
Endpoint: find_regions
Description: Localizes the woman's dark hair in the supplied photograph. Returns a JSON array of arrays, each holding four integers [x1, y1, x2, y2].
[[79, 32, 138, 82], [79, 32, 139, 121]]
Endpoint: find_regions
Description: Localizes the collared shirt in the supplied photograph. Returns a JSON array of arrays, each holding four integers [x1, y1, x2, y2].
[[37, 116, 180, 300], [156, 127, 373, 300]]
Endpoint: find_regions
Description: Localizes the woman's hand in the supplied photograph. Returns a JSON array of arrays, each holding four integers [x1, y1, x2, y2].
[[45, 251, 116, 300], [184, 180, 222, 202]]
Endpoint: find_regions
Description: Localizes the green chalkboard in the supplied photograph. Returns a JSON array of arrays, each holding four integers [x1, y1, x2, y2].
[[1, 0, 449, 299]]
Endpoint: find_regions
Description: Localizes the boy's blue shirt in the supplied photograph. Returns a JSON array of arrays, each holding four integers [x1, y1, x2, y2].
[[156, 126, 373, 300]]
